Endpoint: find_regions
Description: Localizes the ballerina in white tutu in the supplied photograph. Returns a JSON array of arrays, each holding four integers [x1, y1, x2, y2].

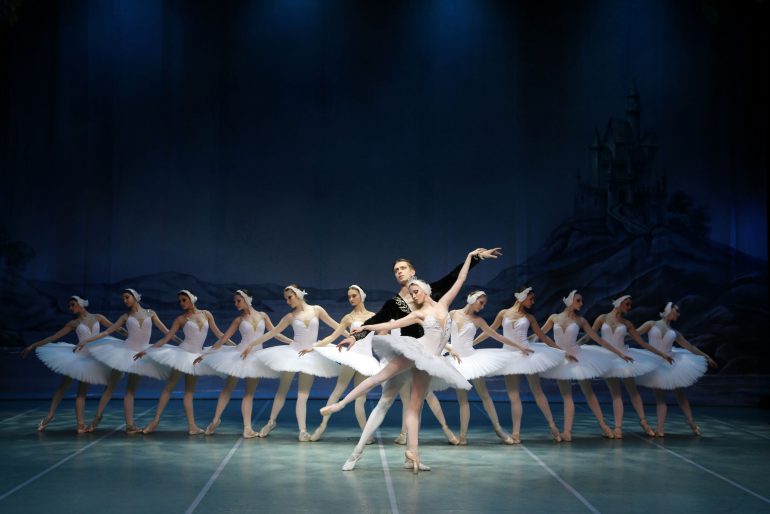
[[320, 249, 480, 473], [586, 295, 674, 438], [447, 290, 533, 445], [193, 289, 291, 438], [635, 302, 717, 436], [76, 288, 176, 433], [21, 296, 118, 433], [134, 290, 232, 435], [472, 287, 566, 443], [240, 285, 341, 441], [539, 290, 633, 441], [298, 284, 377, 442]]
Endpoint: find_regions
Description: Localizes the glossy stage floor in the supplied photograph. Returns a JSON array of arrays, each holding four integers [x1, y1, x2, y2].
[[1, 397, 769, 514]]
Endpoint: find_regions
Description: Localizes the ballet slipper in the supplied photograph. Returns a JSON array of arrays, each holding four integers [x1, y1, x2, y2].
[[126, 425, 143, 434], [510, 432, 521, 444], [298, 431, 311, 442], [549, 424, 563, 443], [687, 421, 701, 436], [342, 451, 363, 471], [204, 419, 221, 435], [403, 459, 431, 471], [639, 419, 655, 437], [442, 425, 460, 445], [37, 414, 55, 432], [320, 404, 341, 417], [458, 434, 468, 446], [494, 425, 514, 445], [258, 419, 276, 438], [142, 419, 160, 434], [86, 413, 103, 433], [654, 430, 665, 437], [405, 449, 421, 474], [613, 427, 623, 439], [76, 423, 88, 434], [394, 432, 407, 445], [600, 422, 615, 439], [188, 426, 205, 435], [561, 431, 573, 442], [365, 436, 376, 445], [242, 427, 259, 439], [310, 426, 325, 442]]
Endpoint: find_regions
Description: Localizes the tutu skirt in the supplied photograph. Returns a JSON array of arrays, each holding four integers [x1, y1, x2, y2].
[[36, 343, 112, 385], [372, 334, 471, 391], [599, 347, 661, 379], [636, 349, 707, 389], [89, 337, 170, 380], [146, 346, 221, 377], [257, 345, 340, 378], [448, 349, 511, 381], [499, 343, 564, 376], [540, 346, 616, 381], [315, 346, 382, 377], [203, 347, 280, 379]]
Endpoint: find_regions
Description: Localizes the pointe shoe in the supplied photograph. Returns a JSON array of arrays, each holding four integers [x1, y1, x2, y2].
[[654, 430, 665, 438], [394, 432, 407, 445], [310, 426, 325, 442], [442, 425, 460, 445], [403, 459, 431, 471], [561, 431, 573, 442], [77, 423, 88, 434], [342, 451, 363, 471], [613, 427, 623, 439], [688, 421, 702, 436], [458, 434, 468, 446], [86, 413, 103, 433], [405, 449, 421, 474], [494, 426, 514, 445], [126, 425, 143, 434], [258, 420, 276, 438], [600, 422, 615, 439], [37, 414, 55, 432], [510, 432, 521, 444], [142, 420, 160, 434], [242, 427, 259, 439], [639, 419, 655, 437], [320, 404, 341, 417], [188, 426, 205, 435], [205, 419, 221, 435], [549, 424, 563, 443], [298, 431, 311, 442], [365, 436, 376, 445]]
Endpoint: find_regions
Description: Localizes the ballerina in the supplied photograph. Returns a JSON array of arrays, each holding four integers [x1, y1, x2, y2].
[[76, 288, 174, 433], [472, 287, 566, 443], [192, 289, 291, 438], [298, 284, 378, 442], [446, 290, 533, 445], [240, 285, 341, 441], [21, 296, 118, 433], [320, 249, 480, 473], [635, 302, 717, 436], [586, 295, 674, 437], [134, 290, 231, 435], [539, 290, 634, 441]]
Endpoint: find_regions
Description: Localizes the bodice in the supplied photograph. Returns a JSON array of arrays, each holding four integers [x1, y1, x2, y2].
[[601, 323, 628, 351], [179, 318, 210, 353], [420, 316, 451, 356], [237, 318, 265, 351], [553, 322, 581, 357], [75, 320, 101, 356], [647, 325, 677, 356], [290, 317, 319, 351], [449, 318, 477, 357], [502, 316, 531, 351], [125, 315, 154, 351]]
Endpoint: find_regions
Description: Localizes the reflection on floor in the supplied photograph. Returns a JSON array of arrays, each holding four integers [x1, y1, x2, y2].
[[0, 399, 768, 514]]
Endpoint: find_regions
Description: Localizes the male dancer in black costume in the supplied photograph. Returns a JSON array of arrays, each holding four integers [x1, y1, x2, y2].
[[336, 247, 502, 470]]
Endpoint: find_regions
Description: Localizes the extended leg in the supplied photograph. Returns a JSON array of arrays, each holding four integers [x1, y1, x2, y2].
[[87, 369, 121, 432], [321, 357, 412, 415], [183, 374, 202, 434], [206, 376, 238, 435], [557, 380, 574, 441], [124, 373, 142, 432], [674, 388, 700, 435], [504, 374, 523, 442], [425, 391, 459, 445], [526, 375, 561, 441], [605, 378, 624, 437], [456, 388, 470, 444], [143, 369, 182, 433], [578, 380, 613, 438], [75, 381, 89, 432], [39, 376, 73, 431], [296, 372, 315, 439], [241, 378, 259, 437], [259, 371, 294, 437], [405, 370, 431, 473], [622, 378, 654, 436], [312, 366, 356, 441], [474, 378, 514, 444]]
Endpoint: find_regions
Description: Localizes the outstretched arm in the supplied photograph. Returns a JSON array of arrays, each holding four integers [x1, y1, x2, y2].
[[95, 314, 128, 337], [151, 311, 184, 344], [204, 310, 235, 345], [299, 314, 352, 356], [579, 317, 632, 361], [134, 316, 184, 359], [263, 313, 293, 345], [527, 314, 559, 349], [472, 310, 505, 346], [622, 319, 674, 364], [75, 314, 129, 351], [241, 313, 293, 358], [578, 314, 605, 345], [22, 322, 75, 358], [360, 311, 423, 334], [429, 247, 501, 299], [473, 316, 533, 354], [635, 320, 655, 336], [675, 333, 718, 369], [438, 249, 483, 308]]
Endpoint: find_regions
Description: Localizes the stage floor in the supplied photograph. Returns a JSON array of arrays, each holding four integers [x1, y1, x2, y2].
[[0, 399, 768, 513]]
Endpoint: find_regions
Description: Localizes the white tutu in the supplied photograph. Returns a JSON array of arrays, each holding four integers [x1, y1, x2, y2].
[[540, 346, 616, 381], [36, 343, 112, 385], [89, 337, 170, 380], [202, 347, 280, 379], [146, 346, 222, 377], [636, 349, 707, 389], [499, 343, 565, 376], [257, 345, 340, 378], [372, 334, 471, 390], [599, 347, 662, 379], [448, 349, 511, 381], [315, 346, 382, 376]]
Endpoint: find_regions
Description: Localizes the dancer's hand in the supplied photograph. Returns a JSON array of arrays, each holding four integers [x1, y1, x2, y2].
[[621, 353, 634, 363], [133, 351, 146, 361], [240, 347, 251, 360], [337, 336, 356, 352], [20, 345, 35, 358], [298, 348, 314, 357], [74, 343, 86, 353], [566, 354, 579, 363], [477, 247, 503, 260], [193, 356, 204, 365], [520, 347, 534, 356], [662, 355, 674, 365], [350, 326, 364, 334]]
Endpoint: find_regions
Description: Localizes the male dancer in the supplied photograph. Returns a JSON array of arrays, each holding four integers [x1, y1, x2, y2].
[[336, 247, 502, 470]]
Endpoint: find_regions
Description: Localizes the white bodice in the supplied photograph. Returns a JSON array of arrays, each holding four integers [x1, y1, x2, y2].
[[601, 323, 628, 351], [290, 317, 319, 351], [237, 318, 265, 351], [449, 318, 477, 357], [502, 316, 531, 351], [179, 319, 210, 353], [75, 320, 101, 356], [350, 320, 374, 355], [553, 322, 581, 357], [419, 316, 451, 356], [125, 315, 154, 351], [648, 325, 677, 356]]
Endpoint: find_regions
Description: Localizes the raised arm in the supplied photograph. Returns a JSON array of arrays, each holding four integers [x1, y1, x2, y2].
[[75, 314, 129, 351], [241, 313, 294, 359], [675, 333, 718, 369], [21, 322, 76, 358], [438, 249, 482, 308], [621, 319, 674, 364], [473, 316, 533, 354], [578, 317, 632, 361], [472, 310, 505, 346], [429, 247, 501, 299], [347, 297, 402, 345]]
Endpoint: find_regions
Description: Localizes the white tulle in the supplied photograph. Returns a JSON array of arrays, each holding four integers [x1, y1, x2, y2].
[[36, 343, 112, 385], [201, 318, 279, 378], [257, 317, 341, 377], [146, 318, 222, 377], [636, 350, 707, 389], [314, 326, 382, 376], [500, 317, 564, 375], [539, 323, 615, 380], [447, 318, 516, 380], [89, 337, 170, 380], [597, 323, 661, 378]]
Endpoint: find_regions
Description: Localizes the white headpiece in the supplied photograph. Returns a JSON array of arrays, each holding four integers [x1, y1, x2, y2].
[[70, 296, 89, 307], [408, 278, 432, 297], [660, 302, 674, 318], [178, 289, 198, 304], [466, 291, 486, 305], [612, 295, 631, 308], [124, 288, 142, 302], [235, 289, 253, 305], [284, 285, 307, 300], [348, 284, 366, 302], [514, 287, 533, 303], [563, 290, 578, 307]]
